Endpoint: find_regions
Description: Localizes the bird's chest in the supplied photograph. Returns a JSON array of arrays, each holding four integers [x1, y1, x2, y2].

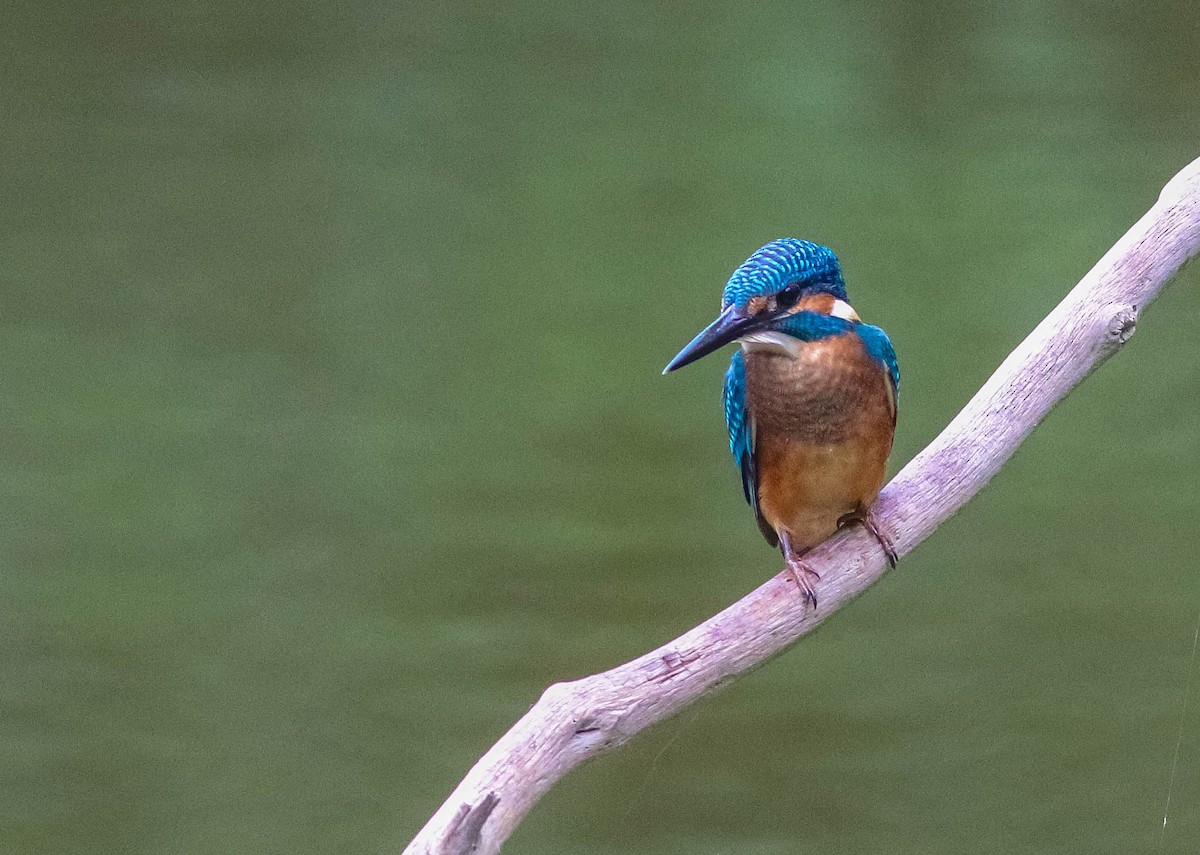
[[743, 332, 895, 545], [743, 333, 888, 444]]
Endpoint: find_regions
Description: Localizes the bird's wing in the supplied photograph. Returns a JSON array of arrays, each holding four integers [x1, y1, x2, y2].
[[724, 350, 779, 547], [855, 323, 900, 421]]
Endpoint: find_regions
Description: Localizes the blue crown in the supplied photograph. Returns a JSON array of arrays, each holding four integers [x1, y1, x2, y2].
[[721, 238, 846, 308]]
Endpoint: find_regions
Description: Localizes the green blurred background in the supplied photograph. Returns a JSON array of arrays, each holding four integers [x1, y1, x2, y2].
[[3, 1, 1200, 853]]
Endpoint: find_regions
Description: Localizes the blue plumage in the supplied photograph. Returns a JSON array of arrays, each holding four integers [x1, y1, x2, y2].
[[722, 238, 846, 309], [854, 323, 900, 398], [724, 349, 775, 545], [723, 350, 751, 464], [775, 310, 854, 342]]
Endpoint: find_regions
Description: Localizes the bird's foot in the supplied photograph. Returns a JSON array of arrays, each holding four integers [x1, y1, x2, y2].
[[838, 508, 898, 569], [785, 556, 821, 610]]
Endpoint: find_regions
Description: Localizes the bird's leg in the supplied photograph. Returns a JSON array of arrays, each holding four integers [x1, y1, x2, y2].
[[779, 531, 820, 610], [837, 506, 898, 569]]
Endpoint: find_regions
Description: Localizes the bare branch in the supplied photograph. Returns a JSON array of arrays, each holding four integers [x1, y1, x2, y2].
[[404, 155, 1200, 855]]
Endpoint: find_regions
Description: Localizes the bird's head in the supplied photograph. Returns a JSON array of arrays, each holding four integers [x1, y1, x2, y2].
[[663, 238, 856, 373]]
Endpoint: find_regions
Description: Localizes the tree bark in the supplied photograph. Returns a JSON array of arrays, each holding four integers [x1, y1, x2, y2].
[[404, 155, 1200, 855]]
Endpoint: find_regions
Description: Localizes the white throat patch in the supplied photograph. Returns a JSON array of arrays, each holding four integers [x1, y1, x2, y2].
[[740, 330, 800, 356]]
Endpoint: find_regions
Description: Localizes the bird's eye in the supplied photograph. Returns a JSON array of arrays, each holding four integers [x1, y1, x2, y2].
[[775, 283, 802, 311]]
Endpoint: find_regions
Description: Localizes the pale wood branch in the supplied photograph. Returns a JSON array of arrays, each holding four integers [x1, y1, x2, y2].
[[404, 156, 1200, 855]]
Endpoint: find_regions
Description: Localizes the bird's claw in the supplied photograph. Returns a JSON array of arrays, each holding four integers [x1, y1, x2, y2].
[[838, 510, 898, 569], [862, 513, 898, 569], [785, 559, 821, 610]]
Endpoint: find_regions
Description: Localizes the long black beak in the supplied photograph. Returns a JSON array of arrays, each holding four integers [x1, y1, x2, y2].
[[663, 304, 762, 374]]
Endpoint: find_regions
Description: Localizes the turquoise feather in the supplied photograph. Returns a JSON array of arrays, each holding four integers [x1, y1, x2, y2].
[[854, 323, 900, 397], [722, 238, 846, 309]]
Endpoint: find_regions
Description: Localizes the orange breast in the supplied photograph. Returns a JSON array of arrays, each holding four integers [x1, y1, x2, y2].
[[746, 332, 894, 551]]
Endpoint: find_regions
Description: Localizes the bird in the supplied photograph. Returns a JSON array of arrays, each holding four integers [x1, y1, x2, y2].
[[663, 238, 899, 608]]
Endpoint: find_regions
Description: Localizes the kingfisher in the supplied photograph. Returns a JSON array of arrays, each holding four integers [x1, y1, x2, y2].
[[663, 238, 899, 607]]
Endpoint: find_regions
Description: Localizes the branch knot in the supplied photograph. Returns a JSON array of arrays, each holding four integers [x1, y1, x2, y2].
[[1106, 304, 1138, 346]]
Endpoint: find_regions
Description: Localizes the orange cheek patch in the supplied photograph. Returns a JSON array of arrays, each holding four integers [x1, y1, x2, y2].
[[792, 293, 835, 315]]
